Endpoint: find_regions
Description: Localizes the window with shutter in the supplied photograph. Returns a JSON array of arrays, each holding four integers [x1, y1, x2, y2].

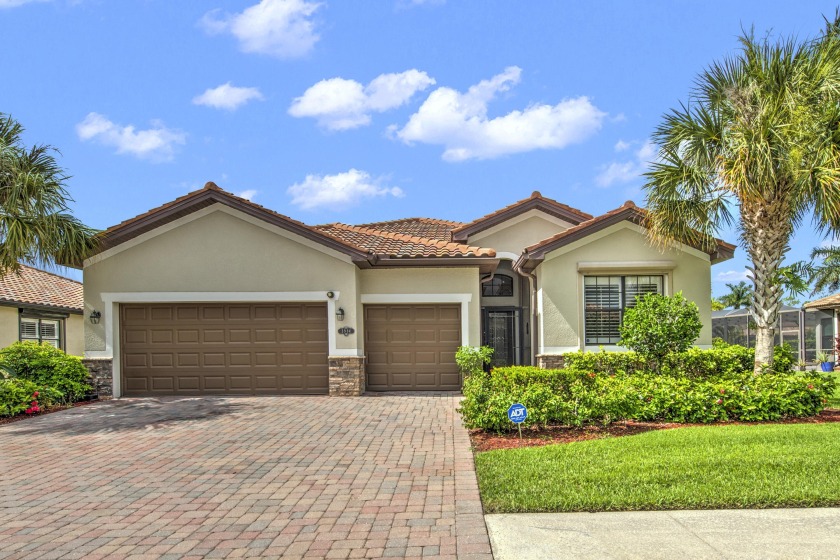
[[584, 275, 664, 345], [19, 316, 63, 349], [20, 318, 39, 341]]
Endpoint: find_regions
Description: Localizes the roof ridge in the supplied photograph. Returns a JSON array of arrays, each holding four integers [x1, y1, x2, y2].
[[328, 222, 479, 249], [14, 264, 82, 286], [355, 216, 464, 227]]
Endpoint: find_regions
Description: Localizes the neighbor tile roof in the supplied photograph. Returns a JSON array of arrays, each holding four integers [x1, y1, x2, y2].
[[0, 265, 83, 312], [805, 293, 840, 310], [315, 223, 495, 258], [354, 218, 463, 242]]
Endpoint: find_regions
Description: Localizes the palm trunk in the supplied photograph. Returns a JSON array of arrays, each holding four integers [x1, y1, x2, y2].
[[741, 197, 791, 374]]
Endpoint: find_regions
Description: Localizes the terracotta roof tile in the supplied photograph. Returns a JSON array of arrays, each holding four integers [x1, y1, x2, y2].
[[0, 265, 83, 312], [353, 217, 463, 242], [314, 223, 495, 258], [805, 293, 840, 309]]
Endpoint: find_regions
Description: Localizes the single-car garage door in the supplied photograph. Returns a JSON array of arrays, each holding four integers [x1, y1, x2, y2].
[[120, 303, 328, 396], [365, 304, 461, 391]]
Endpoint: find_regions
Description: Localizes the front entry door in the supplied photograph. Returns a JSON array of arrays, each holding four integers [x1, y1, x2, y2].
[[482, 308, 517, 367]]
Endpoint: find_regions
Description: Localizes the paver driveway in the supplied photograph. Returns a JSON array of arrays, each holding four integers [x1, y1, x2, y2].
[[0, 394, 493, 559]]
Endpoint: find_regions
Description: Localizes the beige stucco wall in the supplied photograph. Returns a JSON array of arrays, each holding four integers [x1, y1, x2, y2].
[[536, 222, 713, 352], [359, 267, 482, 347], [0, 306, 19, 350], [469, 213, 571, 256], [84, 206, 360, 354], [66, 314, 84, 356]]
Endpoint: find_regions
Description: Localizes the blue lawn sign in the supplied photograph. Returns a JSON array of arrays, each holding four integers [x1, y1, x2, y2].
[[507, 403, 528, 424]]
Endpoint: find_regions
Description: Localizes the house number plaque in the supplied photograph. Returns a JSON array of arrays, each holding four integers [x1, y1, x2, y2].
[[338, 326, 355, 336]]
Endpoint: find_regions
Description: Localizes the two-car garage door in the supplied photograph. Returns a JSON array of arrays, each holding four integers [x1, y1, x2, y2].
[[120, 303, 328, 396], [119, 302, 462, 396]]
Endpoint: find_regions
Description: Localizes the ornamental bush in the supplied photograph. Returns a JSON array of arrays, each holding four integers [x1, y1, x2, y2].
[[455, 346, 494, 377], [458, 365, 834, 431], [0, 342, 90, 404], [619, 292, 702, 365]]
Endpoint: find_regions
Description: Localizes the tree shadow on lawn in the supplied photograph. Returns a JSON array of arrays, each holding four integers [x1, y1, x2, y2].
[[2, 396, 251, 436]]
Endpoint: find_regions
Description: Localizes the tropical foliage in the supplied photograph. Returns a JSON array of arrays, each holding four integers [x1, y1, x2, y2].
[[618, 292, 702, 366], [719, 281, 753, 309], [0, 113, 97, 273], [643, 17, 840, 372]]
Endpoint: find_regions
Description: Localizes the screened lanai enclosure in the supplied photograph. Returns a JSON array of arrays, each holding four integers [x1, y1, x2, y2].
[[711, 306, 836, 362]]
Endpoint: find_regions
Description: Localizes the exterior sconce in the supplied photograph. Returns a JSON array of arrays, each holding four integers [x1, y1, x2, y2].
[[336, 307, 345, 321], [326, 291, 335, 299], [89, 310, 102, 324]]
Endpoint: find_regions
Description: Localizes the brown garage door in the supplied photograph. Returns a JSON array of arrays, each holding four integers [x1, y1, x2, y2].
[[120, 303, 328, 396], [365, 304, 461, 391]]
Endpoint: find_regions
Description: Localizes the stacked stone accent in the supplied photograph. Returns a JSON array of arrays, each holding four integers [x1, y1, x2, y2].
[[82, 359, 113, 397], [536, 354, 565, 370], [328, 356, 365, 396]]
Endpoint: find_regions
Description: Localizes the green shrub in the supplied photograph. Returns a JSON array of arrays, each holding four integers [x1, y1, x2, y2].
[[455, 346, 494, 377], [0, 342, 90, 403], [772, 343, 795, 374], [619, 292, 702, 366], [0, 378, 61, 416], [459, 365, 835, 431]]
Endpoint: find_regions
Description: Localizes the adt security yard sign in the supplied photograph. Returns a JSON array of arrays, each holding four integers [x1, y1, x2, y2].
[[507, 403, 528, 424], [507, 403, 527, 439]]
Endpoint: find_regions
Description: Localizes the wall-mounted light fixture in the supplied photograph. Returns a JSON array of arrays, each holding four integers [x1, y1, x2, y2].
[[89, 310, 102, 324], [326, 291, 335, 299], [336, 307, 345, 321]]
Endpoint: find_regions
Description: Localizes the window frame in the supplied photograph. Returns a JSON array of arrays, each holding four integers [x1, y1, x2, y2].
[[481, 274, 514, 298], [583, 274, 665, 345], [18, 311, 66, 351]]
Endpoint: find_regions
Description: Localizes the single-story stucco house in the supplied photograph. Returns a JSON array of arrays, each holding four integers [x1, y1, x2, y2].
[[74, 182, 734, 397], [0, 264, 84, 355]]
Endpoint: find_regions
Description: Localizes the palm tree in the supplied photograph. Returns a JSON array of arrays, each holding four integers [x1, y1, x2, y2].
[[719, 281, 753, 309], [0, 113, 97, 273], [643, 18, 840, 372], [809, 245, 840, 294]]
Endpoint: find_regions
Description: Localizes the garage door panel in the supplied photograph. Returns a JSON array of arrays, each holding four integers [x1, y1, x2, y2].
[[121, 303, 328, 396], [365, 304, 461, 391]]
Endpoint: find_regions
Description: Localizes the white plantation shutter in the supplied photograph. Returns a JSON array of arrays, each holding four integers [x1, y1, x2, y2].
[[584, 275, 664, 345], [20, 319, 39, 340], [625, 276, 664, 308]]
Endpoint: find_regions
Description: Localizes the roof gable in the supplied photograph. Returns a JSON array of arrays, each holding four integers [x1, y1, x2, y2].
[[515, 201, 736, 272], [81, 183, 372, 267], [451, 191, 592, 242]]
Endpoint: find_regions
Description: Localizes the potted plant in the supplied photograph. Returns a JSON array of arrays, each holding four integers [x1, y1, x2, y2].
[[816, 351, 835, 372]]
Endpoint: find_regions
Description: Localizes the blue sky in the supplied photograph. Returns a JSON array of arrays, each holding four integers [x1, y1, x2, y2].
[[1, 0, 837, 295]]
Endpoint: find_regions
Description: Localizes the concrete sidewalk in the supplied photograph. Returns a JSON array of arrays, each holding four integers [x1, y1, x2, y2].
[[486, 508, 840, 559]]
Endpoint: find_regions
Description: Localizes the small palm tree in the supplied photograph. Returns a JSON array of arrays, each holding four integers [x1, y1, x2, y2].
[[719, 281, 753, 309], [0, 114, 97, 273], [809, 245, 840, 294], [643, 17, 840, 372]]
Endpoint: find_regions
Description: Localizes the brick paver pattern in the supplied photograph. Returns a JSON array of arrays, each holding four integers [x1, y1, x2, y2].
[[0, 394, 493, 559]]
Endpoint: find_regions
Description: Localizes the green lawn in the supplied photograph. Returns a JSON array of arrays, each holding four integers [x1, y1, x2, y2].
[[475, 423, 840, 513]]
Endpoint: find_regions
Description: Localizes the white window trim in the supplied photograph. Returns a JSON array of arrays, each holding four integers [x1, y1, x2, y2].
[[360, 293, 472, 347], [87, 291, 346, 398]]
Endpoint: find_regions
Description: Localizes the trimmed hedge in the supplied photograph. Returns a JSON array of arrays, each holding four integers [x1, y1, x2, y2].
[[459, 364, 835, 432], [0, 342, 91, 417]]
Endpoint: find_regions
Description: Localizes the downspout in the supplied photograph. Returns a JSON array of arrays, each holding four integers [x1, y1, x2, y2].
[[513, 255, 538, 366]]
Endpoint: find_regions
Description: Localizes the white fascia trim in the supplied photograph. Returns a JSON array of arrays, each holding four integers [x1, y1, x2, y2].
[[540, 346, 580, 354], [84, 204, 354, 267], [90, 291, 349, 397], [469, 208, 574, 243], [360, 293, 472, 346], [577, 260, 677, 272], [494, 251, 521, 261], [543, 222, 711, 263]]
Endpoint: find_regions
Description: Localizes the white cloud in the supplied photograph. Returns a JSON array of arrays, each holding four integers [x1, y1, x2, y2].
[[76, 113, 186, 162], [289, 70, 435, 131], [287, 169, 404, 210], [715, 270, 752, 283], [393, 66, 605, 161], [0, 0, 47, 7], [236, 189, 258, 201], [192, 83, 264, 111], [595, 139, 655, 187], [200, 0, 321, 59]]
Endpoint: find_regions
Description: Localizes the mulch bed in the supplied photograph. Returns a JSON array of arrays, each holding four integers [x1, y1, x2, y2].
[[470, 409, 840, 452], [0, 398, 109, 426]]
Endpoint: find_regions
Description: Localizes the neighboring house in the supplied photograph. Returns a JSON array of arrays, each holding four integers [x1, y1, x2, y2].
[[805, 293, 840, 359], [0, 264, 84, 355], [74, 183, 734, 397]]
